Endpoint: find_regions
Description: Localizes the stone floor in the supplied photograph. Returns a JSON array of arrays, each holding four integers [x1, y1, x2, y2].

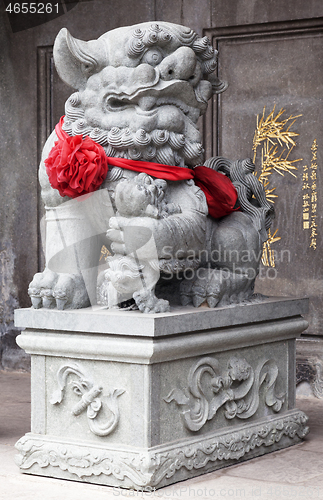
[[1, 370, 322, 500]]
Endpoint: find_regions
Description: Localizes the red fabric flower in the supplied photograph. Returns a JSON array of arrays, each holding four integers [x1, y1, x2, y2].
[[47, 117, 238, 218], [45, 130, 108, 199]]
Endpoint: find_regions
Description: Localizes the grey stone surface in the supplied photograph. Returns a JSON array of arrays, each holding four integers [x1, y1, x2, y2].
[[1, 370, 322, 499], [15, 298, 309, 488], [15, 296, 309, 337], [16, 410, 308, 489], [16, 313, 308, 365]]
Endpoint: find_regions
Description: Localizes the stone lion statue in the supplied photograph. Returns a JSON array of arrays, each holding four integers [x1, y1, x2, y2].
[[28, 21, 273, 313]]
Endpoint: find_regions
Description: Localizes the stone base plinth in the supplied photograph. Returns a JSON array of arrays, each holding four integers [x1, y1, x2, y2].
[[14, 297, 309, 489]]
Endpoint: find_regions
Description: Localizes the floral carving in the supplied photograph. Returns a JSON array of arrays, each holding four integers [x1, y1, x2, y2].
[[152, 411, 309, 486], [50, 363, 124, 437], [164, 356, 286, 431], [15, 411, 308, 488], [15, 436, 151, 485]]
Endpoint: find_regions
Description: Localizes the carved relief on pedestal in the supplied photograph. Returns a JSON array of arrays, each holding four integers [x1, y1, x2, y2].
[[50, 363, 124, 437], [15, 435, 152, 485], [164, 356, 286, 431], [15, 411, 308, 488]]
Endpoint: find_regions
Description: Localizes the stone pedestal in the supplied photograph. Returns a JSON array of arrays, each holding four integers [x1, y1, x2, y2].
[[14, 297, 309, 490]]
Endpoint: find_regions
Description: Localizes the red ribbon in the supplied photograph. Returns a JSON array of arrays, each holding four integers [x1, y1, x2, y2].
[[55, 118, 239, 218]]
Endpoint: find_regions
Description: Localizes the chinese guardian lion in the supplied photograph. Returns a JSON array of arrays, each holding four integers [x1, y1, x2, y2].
[[29, 22, 273, 313]]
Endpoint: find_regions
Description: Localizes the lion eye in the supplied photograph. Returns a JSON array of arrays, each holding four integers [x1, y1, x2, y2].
[[142, 48, 163, 66]]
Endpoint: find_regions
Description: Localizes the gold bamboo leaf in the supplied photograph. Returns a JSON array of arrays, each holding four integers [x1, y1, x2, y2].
[[260, 141, 301, 179], [268, 228, 281, 244], [261, 228, 281, 267], [261, 245, 269, 266], [265, 191, 278, 202], [253, 106, 301, 155], [253, 105, 301, 267]]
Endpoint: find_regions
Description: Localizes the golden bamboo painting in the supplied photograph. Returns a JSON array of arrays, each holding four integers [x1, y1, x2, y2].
[[253, 106, 302, 267]]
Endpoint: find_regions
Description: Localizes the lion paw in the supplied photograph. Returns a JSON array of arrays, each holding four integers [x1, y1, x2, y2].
[[180, 268, 254, 308], [28, 269, 90, 310], [133, 289, 170, 314], [180, 268, 221, 308]]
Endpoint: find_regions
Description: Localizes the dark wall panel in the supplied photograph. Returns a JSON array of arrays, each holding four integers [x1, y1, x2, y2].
[[211, 0, 323, 27], [204, 19, 323, 335]]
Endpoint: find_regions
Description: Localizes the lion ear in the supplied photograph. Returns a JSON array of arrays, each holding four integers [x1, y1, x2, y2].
[[53, 28, 105, 90]]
